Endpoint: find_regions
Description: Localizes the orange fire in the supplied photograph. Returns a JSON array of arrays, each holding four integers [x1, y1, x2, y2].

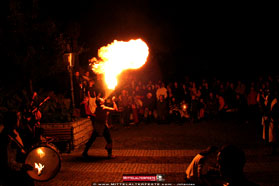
[[90, 39, 149, 90], [182, 104, 187, 111], [37, 148, 45, 158], [35, 162, 44, 176]]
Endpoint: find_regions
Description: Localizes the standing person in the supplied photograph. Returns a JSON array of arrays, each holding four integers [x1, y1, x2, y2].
[[169, 97, 181, 123], [87, 80, 97, 115], [80, 96, 95, 120], [247, 86, 258, 123], [235, 94, 247, 123], [198, 98, 206, 121], [224, 82, 236, 110], [216, 93, 226, 120], [269, 91, 279, 154], [82, 71, 91, 82], [118, 89, 130, 127], [260, 93, 271, 144], [182, 84, 191, 104], [156, 95, 168, 124], [81, 80, 89, 99], [235, 80, 246, 97], [87, 80, 96, 98], [82, 96, 118, 159], [20, 92, 45, 150], [73, 71, 82, 108], [190, 95, 199, 123], [156, 82, 168, 100], [206, 92, 218, 120], [143, 92, 156, 123], [172, 81, 183, 103], [0, 111, 34, 186]]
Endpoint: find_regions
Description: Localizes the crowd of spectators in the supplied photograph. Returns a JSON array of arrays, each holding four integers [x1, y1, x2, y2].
[[0, 70, 277, 185], [74, 69, 279, 128]]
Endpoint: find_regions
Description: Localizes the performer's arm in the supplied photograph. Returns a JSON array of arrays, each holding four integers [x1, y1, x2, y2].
[[112, 96, 118, 111], [103, 97, 118, 111]]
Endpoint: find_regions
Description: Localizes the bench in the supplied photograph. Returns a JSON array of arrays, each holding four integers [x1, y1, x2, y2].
[[43, 127, 73, 153]]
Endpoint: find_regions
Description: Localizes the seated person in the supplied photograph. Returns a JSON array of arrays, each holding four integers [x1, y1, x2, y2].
[[0, 111, 34, 186], [217, 144, 259, 186], [185, 146, 219, 185]]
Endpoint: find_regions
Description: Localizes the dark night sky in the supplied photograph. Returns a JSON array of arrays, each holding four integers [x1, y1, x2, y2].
[[1, 0, 277, 82], [59, 0, 275, 77]]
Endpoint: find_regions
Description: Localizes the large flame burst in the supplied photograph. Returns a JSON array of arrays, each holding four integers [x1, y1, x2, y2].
[[90, 39, 149, 90]]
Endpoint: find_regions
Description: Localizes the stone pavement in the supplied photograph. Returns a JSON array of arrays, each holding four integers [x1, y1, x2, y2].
[[36, 120, 279, 186]]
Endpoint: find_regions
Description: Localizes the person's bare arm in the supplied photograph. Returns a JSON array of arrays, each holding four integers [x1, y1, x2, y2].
[[103, 97, 118, 111], [112, 96, 118, 111]]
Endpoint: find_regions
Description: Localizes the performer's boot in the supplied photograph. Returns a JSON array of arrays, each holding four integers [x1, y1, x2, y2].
[[105, 143, 115, 158], [82, 145, 90, 158]]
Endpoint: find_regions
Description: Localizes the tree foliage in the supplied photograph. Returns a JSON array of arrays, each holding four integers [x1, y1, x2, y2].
[[0, 1, 83, 91]]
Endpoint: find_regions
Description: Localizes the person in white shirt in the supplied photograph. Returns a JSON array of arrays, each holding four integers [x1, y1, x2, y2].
[[156, 83, 168, 100], [185, 146, 218, 184]]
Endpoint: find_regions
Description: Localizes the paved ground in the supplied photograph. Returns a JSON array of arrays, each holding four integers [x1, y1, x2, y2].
[[36, 117, 279, 186]]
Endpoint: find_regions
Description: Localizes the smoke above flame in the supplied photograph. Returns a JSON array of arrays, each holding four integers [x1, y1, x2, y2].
[[90, 39, 149, 90]]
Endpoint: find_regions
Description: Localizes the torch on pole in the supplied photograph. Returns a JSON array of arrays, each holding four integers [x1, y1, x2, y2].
[[64, 53, 75, 111]]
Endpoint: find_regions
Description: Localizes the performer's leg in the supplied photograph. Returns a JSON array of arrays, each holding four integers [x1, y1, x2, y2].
[[132, 107, 139, 124], [103, 127, 114, 158], [265, 120, 269, 144], [82, 130, 98, 157]]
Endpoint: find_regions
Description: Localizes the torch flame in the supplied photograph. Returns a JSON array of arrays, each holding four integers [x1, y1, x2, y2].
[[90, 39, 149, 90], [35, 162, 44, 176], [182, 104, 187, 111]]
